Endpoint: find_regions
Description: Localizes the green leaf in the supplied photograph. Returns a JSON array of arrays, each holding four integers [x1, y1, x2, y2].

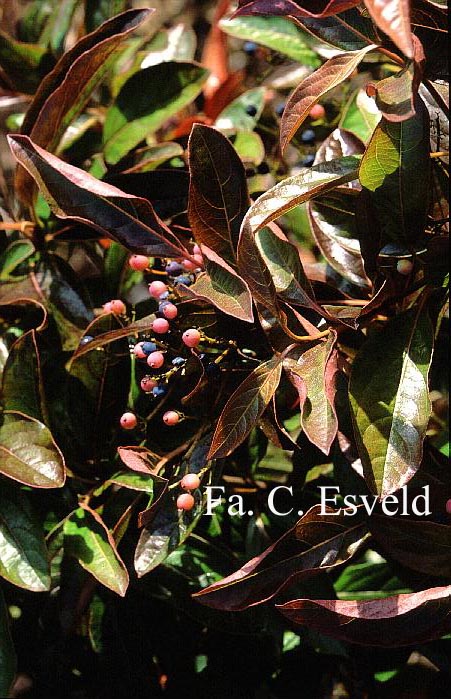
[[125, 142, 184, 173], [209, 356, 283, 459], [194, 505, 368, 610], [2, 330, 47, 423], [0, 30, 54, 93], [339, 88, 381, 142], [103, 62, 209, 165], [219, 15, 320, 66], [280, 45, 376, 153], [39, 0, 80, 55], [255, 226, 315, 308], [0, 480, 50, 591], [107, 471, 156, 494], [349, 304, 434, 497], [0, 240, 35, 281], [284, 333, 338, 454], [8, 136, 188, 259], [0, 412, 66, 488], [63, 506, 129, 596], [232, 131, 265, 167], [188, 124, 250, 266], [0, 587, 16, 697], [183, 246, 254, 323], [140, 23, 197, 68], [215, 87, 266, 133], [359, 99, 431, 246]]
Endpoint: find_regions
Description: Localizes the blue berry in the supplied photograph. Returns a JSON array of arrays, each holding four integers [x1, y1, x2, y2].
[[174, 275, 192, 286], [301, 128, 315, 144], [301, 154, 315, 167], [245, 105, 257, 117], [275, 102, 285, 117], [172, 356, 186, 367], [79, 335, 94, 346], [141, 341, 157, 355], [152, 385, 168, 398], [243, 41, 257, 54], [165, 261, 184, 276], [158, 300, 171, 312], [159, 291, 170, 300]]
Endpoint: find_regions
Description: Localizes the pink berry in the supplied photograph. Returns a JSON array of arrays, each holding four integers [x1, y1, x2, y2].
[[182, 328, 201, 348], [104, 299, 126, 315], [309, 103, 325, 120], [147, 351, 165, 369], [134, 342, 147, 359], [141, 376, 157, 392], [193, 244, 201, 255], [163, 410, 180, 426], [128, 254, 149, 271], [120, 412, 137, 429], [149, 281, 168, 298], [193, 254, 204, 267], [182, 259, 197, 271], [446, 499, 451, 515], [396, 259, 414, 275], [176, 493, 195, 511], [152, 318, 170, 334], [162, 303, 178, 320], [181, 473, 200, 490]]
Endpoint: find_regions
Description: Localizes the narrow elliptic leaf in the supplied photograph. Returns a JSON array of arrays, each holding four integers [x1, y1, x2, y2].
[[117, 446, 161, 474], [0, 240, 35, 281], [292, 9, 380, 52], [8, 136, 187, 258], [103, 62, 209, 164], [308, 188, 371, 288], [280, 45, 376, 153], [0, 29, 54, 93], [284, 333, 338, 454], [64, 506, 129, 596], [314, 127, 365, 165], [194, 505, 368, 610], [183, 246, 254, 322], [363, 0, 414, 58], [215, 87, 266, 133], [255, 226, 316, 308], [0, 412, 65, 488], [242, 157, 361, 232], [237, 223, 280, 317], [209, 356, 283, 459], [0, 588, 16, 697], [368, 36, 425, 122], [359, 99, 430, 246], [39, 0, 80, 55], [349, 304, 434, 497], [188, 124, 250, 266], [0, 480, 50, 591], [219, 15, 320, 66], [370, 516, 451, 578], [107, 471, 156, 494], [277, 586, 451, 646], [2, 331, 46, 423], [21, 9, 150, 147]]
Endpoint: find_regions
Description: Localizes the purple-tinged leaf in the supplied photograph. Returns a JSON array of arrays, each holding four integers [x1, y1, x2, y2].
[[349, 303, 434, 497], [8, 136, 188, 259], [363, 0, 414, 58], [188, 124, 250, 266], [194, 505, 368, 610], [280, 45, 376, 153], [208, 356, 283, 459], [278, 586, 451, 646]]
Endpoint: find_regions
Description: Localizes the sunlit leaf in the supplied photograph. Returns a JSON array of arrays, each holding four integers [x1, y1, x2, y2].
[[209, 356, 283, 459], [349, 304, 434, 497], [64, 506, 129, 596], [0, 480, 50, 591], [363, 0, 413, 58]]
